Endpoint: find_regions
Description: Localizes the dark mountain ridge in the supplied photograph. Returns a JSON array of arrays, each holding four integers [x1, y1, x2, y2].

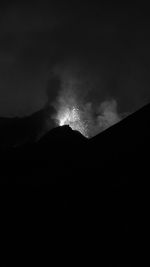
[[0, 102, 150, 186], [1, 102, 149, 262], [0, 104, 55, 147]]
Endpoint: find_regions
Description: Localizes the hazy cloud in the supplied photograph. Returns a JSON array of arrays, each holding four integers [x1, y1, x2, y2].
[[0, 1, 150, 120]]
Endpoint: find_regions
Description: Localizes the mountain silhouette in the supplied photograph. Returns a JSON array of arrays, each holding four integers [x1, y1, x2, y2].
[[0, 104, 55, 148], [0, 102, 150, 186], [1, 102, 149, 261]]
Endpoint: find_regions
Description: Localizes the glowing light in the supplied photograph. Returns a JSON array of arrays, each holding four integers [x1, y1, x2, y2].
[[56, 106, 88, 137], [51, 81, 122, 138]]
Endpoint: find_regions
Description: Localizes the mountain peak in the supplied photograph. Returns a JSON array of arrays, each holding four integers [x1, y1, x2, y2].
[[38, 124, 87, 144]]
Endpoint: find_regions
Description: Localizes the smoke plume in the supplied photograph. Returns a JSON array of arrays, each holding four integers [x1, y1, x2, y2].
[[51, 79, 122, 138]]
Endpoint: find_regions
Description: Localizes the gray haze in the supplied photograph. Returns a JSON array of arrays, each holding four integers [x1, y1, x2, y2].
[[0, 1, 150, 120]]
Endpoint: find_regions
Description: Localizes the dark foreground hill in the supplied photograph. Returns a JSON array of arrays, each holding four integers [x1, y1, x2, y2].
[[1, 102, 150, 186], [0, 104, 55, 147], [1, 103, 150, 263]]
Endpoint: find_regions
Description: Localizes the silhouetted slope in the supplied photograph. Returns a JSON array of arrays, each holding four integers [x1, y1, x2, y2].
[[0, 124, 88, 185], [36, 124, 87, 150], [2, 103, 150, 261], [0, 105, 55, 147], [1, 102, 150, 186], [90, 101, 150, 144], [86, 102, 150, 186]]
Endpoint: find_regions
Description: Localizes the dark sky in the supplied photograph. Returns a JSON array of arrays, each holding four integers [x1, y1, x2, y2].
[[1, 1, 150, 117]]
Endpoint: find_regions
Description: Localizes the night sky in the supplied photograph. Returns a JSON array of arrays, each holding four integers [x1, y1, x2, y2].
[[1, 1, 150, 127]]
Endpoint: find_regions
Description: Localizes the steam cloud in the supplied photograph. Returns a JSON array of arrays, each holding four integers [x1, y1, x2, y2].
[[51, 80, 122, 138]]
